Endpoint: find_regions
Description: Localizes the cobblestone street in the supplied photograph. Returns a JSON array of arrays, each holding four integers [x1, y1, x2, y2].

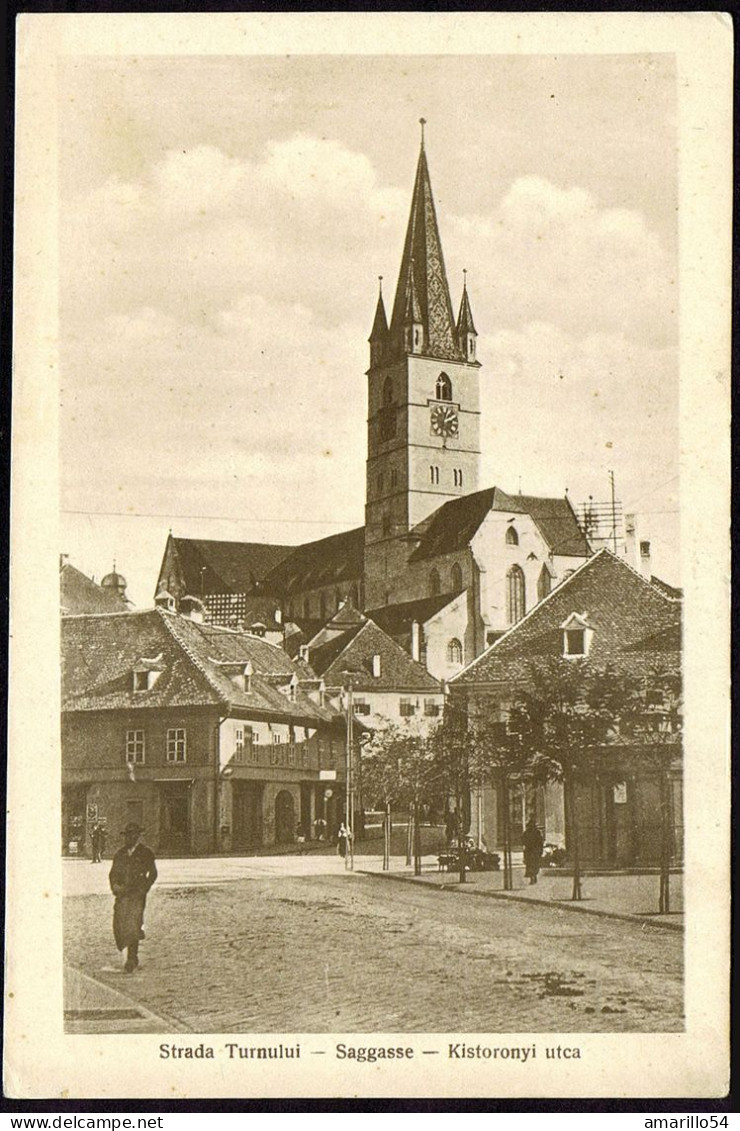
[[64, 858, 683, 1034]]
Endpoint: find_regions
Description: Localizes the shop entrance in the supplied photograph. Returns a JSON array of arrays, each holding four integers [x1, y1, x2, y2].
[[159, 782, 190, 852], [232, 782, 263, 850], [274, 790, 296, 844]]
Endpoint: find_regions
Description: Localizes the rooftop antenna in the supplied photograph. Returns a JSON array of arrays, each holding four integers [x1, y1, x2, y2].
[[419, 117, 426, 148]]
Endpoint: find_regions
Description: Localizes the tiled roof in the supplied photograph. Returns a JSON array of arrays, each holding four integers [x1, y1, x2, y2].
[[368, 593, 460, 637], [453, 549, 681, 686], [310, 618, 441, 693], [61, 609, 339, 724], [170, 537, 293, 596], [387, 145, 463, 363], [409, 486, 591, 562], [263, 527, 364, 595], [650, 575, 683, 601], [60, 564, 130, 615]]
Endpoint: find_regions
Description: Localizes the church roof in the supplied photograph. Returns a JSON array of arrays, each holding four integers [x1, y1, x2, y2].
[[409, 486, 591, 562], [60, 562, 130, 615], [263, 527, 364, 595], [168, 537, 293, 596], [368, 593, 460, 638], [388, 142, 463, 362], [452, 549, 681, 686], [310, 618, 441, 693]]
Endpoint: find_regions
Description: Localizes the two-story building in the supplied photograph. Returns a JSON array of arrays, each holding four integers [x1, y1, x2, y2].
[[61, 608, 346, 855], [450, 549, 682, 867]]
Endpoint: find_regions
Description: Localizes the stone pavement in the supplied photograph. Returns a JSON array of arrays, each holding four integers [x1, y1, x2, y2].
[[357, 855, 684, 930], [63, 855, 683, 1034]]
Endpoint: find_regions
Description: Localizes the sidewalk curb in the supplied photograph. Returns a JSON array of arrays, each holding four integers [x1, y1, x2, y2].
[[65, 964, 190, 1033], [358, 869, 684, 932]]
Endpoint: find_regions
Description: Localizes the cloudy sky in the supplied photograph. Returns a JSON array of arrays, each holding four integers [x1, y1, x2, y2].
[[58, 53, 679, 606]]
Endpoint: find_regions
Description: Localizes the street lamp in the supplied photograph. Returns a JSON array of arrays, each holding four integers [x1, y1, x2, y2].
[[341, 672, 355, 871]]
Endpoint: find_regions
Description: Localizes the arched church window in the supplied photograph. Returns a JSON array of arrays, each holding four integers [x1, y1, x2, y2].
[[303, 597, 311, 620], [429, 569, 441, 597], [506, 565, 526, 625], [537, 565, 552, 601], [447, 638, 463, 665], [436, 372, 452, 401], [350, 584, 360, 609], [430, 466, 440, 485], [506, 526, 519, 546], [451, 563, 463, 592], [319, 592, 327, 621]]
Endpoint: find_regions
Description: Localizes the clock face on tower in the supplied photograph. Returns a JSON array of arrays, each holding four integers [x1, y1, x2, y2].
[[430, 403, 459, 438]]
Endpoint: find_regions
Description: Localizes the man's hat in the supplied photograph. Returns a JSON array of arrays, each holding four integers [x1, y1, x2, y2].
[[121, 821, 144, 835]]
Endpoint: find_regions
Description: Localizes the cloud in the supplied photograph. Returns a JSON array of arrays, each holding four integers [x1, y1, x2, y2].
[[447, 175, 675, 349], [60, 137, 680, 601]]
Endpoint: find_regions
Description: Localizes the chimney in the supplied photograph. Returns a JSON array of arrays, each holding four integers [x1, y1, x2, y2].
[[639, 539, 652, 579], [299, 644, 309, 663], [410, 620, 420, 662], [372, 654, 381, 679]]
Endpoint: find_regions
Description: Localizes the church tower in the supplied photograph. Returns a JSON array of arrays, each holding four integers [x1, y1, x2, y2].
[[364, 124, 482, 608]]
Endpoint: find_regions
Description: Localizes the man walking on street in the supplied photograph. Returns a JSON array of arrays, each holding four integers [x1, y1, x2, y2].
[[109, 821, 157, 973], [522, 816, 544, 885]]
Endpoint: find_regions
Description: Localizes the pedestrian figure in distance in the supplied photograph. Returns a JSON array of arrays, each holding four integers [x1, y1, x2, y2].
[[295, 823, 307, 855], [336, 823, 350, 858], [90, 822, 103, 863], [313, 816, 326, 842], [109, 821, 157, 973], [522, 816, 544, 885]]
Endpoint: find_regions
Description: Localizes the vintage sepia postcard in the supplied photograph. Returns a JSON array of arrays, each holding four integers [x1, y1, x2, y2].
[[5, 11, 731, 1100]]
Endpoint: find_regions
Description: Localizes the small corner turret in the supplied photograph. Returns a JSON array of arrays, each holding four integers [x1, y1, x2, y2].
[[368, 276, 389, 369], [456, 269, 478, 363]]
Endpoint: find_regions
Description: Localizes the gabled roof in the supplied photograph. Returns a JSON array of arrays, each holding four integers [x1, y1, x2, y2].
[[60, 563, 130, 615], [408, 486, 591, 562], [309, 618, 441, 693], [388, 143, 463, 363], [263, 527, 364, 595], [167, 536, 293, 596], [61, 609, 339, 724], [452, 549, 681, 686], [368, 593, 460, 638]]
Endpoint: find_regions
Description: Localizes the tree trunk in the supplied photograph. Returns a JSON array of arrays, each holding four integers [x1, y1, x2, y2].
[[502, 778, 513, 891], [413, 799, 422, 876], [383, 801, 391, 871], [565, 769, 582, 901], [406, 805, 413, 866], [659, 762, 671, 914]]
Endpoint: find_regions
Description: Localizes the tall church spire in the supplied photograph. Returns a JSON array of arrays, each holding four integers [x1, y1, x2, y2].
[[388, 126, 463, 362]]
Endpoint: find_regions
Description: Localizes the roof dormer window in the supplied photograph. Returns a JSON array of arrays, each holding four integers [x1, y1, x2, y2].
[[133, 665, 161, 692], [560, 613, 593, 658]]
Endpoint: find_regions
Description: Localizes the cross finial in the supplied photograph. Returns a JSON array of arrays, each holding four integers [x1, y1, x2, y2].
[[463, 267, 467, 289], [419, 117, 426, 148], [378, 275, 383, 297]]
